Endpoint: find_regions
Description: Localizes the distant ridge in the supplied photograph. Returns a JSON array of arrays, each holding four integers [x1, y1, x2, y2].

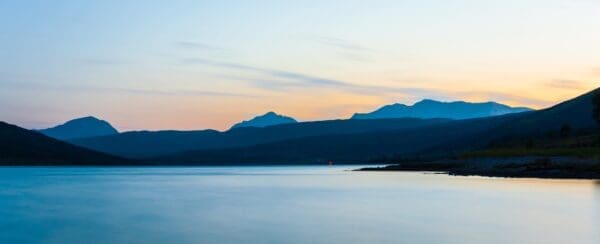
[[351, 99, 532, 120], [39, 116, 118, 140], [70, 118, 449, 158], [150, 87, 599, 164], [231, 111, 297, 129]]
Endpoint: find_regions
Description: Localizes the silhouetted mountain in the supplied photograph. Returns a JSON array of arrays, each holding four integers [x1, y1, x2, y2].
[[351, 99, 532, 120], [151, 88, 599, 164], [0, 121, 132, 165], [231, 111, 297, 129], [39, 116, 118, 140], [70, 118, 450, 158]]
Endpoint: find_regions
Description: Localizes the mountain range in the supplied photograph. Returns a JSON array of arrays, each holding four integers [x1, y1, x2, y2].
[[352, 99, 532, 120], [39, 116, 118, 140], [149, 88, 598, 164], [63, 100, 530, 158], [1, 91, 598, 165], [70, 118, 449, 158]]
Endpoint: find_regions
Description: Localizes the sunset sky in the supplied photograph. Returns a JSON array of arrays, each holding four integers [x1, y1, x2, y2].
[[1, 0, 599, 131]]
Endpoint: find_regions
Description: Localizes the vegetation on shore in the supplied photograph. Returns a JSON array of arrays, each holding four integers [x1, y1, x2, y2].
[[462, 130, 600, 159], [462, 92, 600, 160], [462, 147, 600, 159]]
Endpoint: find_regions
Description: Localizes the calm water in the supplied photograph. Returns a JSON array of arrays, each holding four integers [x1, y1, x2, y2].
[[0, 166, 598, 244]]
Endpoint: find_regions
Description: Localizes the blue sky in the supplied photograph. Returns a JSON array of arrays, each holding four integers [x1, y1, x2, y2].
[[1, 0, 599, 130]]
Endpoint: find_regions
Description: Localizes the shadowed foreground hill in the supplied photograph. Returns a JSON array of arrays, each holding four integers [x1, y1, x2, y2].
[[0, 122, 133, 165], [71, 118, 450, 158], [151, 88, 600, 164]]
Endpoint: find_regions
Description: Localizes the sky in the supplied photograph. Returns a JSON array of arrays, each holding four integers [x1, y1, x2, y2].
[[1, 0, 599, 131]]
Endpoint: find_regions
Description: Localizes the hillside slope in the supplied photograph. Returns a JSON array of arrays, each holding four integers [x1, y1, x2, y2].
[[1, 121, 133, 165]]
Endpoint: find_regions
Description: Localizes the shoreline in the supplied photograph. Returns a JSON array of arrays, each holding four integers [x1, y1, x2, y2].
[[358, 157, 600, 180]]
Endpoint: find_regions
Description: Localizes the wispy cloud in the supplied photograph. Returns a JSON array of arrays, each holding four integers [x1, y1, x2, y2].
[[0, 80, 259, 98], [182, 57, 429, 96], [313, 36, 374, 53], [335, 52, 373, 63], [182, 58, 552, 108], [310, 36, 378, 63], [175, 41, 230, 52], [181, 58, 348, 87], [545, 79, 587, 90], [112, 87, 260, 98], [592, 67, 600, 76], [75, 58, 128, 66]]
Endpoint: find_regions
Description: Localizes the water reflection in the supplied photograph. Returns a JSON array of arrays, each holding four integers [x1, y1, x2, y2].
[[0, 166, 598, 244]]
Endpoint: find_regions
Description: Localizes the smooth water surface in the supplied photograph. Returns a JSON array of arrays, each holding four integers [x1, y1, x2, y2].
[[0, 166, 598, 244]]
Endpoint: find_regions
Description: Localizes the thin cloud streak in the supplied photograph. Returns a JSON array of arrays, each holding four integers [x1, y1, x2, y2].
[[313, 36, 375, 53], [182, 57, 424, 96], [0, 80, 260, 98], [545, 79, 587, 90], [336, 51, 373, 63], [76, 58, 128, 66], [311, 36, 377, 63], [175, 41, 230, 53], [592, 67, 600, 76], [185, 57, 551, 107]]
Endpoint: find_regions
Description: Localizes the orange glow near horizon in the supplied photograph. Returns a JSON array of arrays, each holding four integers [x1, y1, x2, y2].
[[1, 1, 600, 131]]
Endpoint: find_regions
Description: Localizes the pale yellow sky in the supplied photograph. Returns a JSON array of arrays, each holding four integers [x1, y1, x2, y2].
[[1, 0, 599, 131]]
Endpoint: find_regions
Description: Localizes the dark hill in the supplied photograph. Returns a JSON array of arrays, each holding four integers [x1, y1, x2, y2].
[[39, 116, 118, 140], [0, 121, 133, 165], [231, 111, 297, 129], [70, 118, 450, 158], [151, 88, 599, 164], [352, 99, 531, 120]]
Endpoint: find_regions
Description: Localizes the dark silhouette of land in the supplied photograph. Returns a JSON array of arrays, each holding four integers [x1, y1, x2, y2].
[[66, 99, 529, 159], [70, 118, 450, 158], [360, 156, 600, 179], [148, 88, 599, 166], [0, 121, 133, 165], [1, 88, 599, 180], [360, 119, 600, 178], [352, 99, 531, 120], [39, 116, 118, 140], [231, 111, 297, 129], [360, 89, 600, 179]]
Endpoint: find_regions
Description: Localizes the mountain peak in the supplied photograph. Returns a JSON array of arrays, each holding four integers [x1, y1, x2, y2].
[[66, 116, 103, 124], [79, 116, 100, 120], [39, 116, 118, 140], [352, 99, 532, 120], [414, 99, 499, 106], [414, 99, 441, 105], [231, 112, 297, 129]]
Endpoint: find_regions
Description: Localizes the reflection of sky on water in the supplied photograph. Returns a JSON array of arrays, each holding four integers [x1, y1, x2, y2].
[[0, 166, 598, 244]]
